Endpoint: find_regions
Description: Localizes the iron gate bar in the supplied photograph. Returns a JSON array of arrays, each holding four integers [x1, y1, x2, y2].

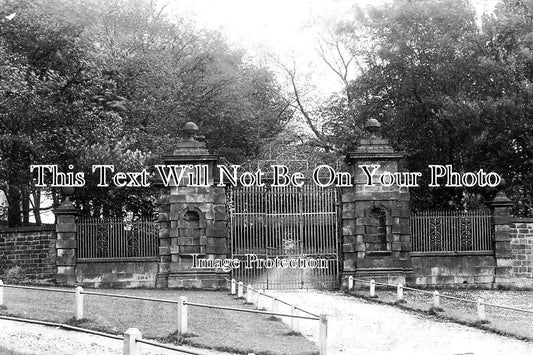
[[230, 185, 339, 290]]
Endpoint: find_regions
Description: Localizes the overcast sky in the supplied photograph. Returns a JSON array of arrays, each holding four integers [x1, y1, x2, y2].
[[170, 0, 370, 94], [170, 0, 498, 96]]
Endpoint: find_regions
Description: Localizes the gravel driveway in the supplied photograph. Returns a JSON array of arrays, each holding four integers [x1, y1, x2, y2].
[[268, 290, 533, 355], [0, 319, 234, 355]]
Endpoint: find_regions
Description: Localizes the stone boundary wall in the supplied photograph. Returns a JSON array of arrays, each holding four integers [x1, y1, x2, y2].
[[410, 253, 496, 287], [0, 225, 56, 283], [510, 218, 533, 279], [76, 259, 158, 288]]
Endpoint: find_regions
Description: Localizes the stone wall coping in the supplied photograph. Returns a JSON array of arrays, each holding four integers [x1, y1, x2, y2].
[[511, 217, 533, 223], [0, 225, 55, 233], [77, 257, 158, 263], [411, 251, 494, 257]]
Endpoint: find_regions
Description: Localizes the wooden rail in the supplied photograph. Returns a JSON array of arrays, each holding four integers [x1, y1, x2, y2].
[[348, 277, 533, 319]]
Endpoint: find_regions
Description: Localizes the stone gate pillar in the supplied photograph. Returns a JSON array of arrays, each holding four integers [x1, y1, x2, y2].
[[342, 118, 414, 286], [489, 188, 514, 286], [54, 191, 79, 286], [156, 122, 228, 289]]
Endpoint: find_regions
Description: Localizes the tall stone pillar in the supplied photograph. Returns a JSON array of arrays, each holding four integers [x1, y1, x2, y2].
[[342, 118, 413, 286], [489, 188, 514, 286], [156, 122, 228, 289], [54, 192, 79, 286]]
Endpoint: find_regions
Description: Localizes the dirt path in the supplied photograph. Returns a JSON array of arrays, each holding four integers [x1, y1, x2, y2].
[[269, 290, 533, 355], [0, 319, 234, 355]]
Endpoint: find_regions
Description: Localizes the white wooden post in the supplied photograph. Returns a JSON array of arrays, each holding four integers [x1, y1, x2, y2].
[[291, 304, 298, 331], [237, 281, 244, 298], [272, 297, 279, 315], [319, 314, 328, 355], [0, 280, 3, 307], [230, 279, 236, 295], [177, 296, 188, 334], [477, 298, 486, 321], [246, 285, 253, 304], [123, 328, 142, 355], [348, 276, 353, 290], [257, 290, 264, 310], [370, 279, 376, 297], [397, 283, 403, 302], [433, 291, 441, 308], [74, 286, 83, 320]]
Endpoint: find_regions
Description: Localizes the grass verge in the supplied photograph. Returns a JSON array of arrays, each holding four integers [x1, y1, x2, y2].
[[0, 287, 317, 355]]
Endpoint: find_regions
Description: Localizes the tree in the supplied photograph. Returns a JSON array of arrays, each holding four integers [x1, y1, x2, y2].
[[317, 0, 533, 214], [0, 0, 293, 223], [0, 0, 104, 225]]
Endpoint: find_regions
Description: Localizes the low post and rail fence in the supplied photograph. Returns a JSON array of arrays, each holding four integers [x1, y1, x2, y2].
[[0, 314, 203, 355], [227, 278, 327, 354], [346, 276, 533, 323], [0, 279, 328, 355]]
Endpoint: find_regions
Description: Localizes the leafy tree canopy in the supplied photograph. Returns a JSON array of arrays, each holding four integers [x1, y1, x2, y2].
[[312, 0, 533, 214], [0, 0, 292, 224]]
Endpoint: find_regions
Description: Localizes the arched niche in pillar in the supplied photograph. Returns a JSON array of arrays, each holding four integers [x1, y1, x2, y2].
[[365, 205, 392, 252], [178, 206, 207, 255]]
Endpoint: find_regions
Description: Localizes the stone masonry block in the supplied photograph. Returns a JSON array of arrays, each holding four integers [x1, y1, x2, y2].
[[214, 228, 227, 238], [205, 245, 227, 254], [159, 228, 170, 239], [343, 244, 354, 252], [56, 239, 76, 249]]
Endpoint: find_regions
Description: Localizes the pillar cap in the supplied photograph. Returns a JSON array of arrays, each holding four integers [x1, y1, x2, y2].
[[173, 121, 208, 155], [365, 118, 381, 139], [489, 179, 513, 207], [54, 187, 79, 215], [183, 122, 199, 141], [489, 191, 513, 207], [53, 199, 79, 215]]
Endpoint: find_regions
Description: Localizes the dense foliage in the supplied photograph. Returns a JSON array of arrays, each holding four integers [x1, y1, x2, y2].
[[3, 0, 533, 225], [0, 0, 291, 224], [310, 0, 533, 214]]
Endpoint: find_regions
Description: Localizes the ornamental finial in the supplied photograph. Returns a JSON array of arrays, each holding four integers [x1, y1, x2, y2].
[[183, 122, 199, 141], [365, 118, 381, 139]]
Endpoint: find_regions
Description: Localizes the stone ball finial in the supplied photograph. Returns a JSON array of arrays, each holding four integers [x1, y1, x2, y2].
[[61, 186, 75, 197], [183, 121, 199, 141], [57, 186, 76, 210], [365, 118, 381, 138]]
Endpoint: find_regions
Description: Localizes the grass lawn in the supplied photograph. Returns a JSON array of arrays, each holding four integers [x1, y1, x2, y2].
[[348, 286, 533, 341], [0, 287, 317, 355]]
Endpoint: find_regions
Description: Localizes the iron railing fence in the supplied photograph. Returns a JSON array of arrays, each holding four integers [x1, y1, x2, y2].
[[77, 216, 158, 259], [410, 209, 493, 253]]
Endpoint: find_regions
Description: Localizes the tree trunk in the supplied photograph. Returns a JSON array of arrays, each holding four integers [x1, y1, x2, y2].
[[7, 185, 21, 227], [22, 186, 30, 225], [33, 188, 42, 226]]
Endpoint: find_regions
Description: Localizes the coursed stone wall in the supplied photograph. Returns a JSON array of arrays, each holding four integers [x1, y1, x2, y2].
[[0, 225, 56, 283], [410, 254, 496, 287], [510, 219, 533, 279]]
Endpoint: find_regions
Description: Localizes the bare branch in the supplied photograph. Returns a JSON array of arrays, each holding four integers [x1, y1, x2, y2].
[[269, 55, 324, 141]]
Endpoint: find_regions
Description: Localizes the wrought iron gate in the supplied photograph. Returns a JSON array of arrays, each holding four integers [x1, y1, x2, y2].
[[228, 185, 339, 290]]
